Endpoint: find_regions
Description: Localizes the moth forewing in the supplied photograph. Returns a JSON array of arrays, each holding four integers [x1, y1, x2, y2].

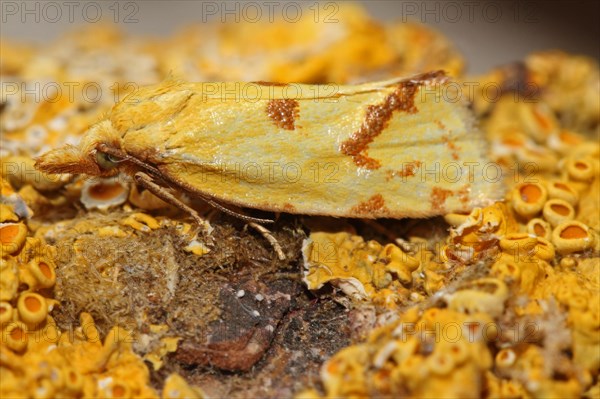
[[36, 71, 503, 221]]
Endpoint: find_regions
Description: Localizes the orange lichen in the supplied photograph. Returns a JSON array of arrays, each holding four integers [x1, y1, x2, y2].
[[37, 261, 52, 280], [446, 202, 518, 264], [0, 224, 20, 243], [1, 313, 161, 398], [552, 221, 595, 254], [0, 222, 27, 255], [543, 198, 575, 227], [9, 325, 24, 340], [533, 224, 544, 235], [560, 225, 587, 239], [24, 296, 40, 312], [516, 183, 546, 209], [444, 278, 509, 318], [128, 185, 169, 211], [17, 292, 48, 326], [315, 308, 494, 398], [3, 321, 29, 352], [566, 157, 596, 181], [550, 203, 569, 215], [514, 186, 546, 218], [89, 181, 126, 201], [303, 231, 419, 303], [0, 302, 13, 325], [120, 212, 161, 232], [19, 254, 57, 291], [547, 180, 579, 205], [81, 177, 130, 211]]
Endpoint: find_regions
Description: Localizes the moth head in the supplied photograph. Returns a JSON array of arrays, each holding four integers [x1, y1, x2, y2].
[[35, 120, 121, 177]]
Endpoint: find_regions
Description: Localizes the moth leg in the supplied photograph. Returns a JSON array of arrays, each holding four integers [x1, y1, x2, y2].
[[248, 222, 286, 261], [134, 171, 211, 234]]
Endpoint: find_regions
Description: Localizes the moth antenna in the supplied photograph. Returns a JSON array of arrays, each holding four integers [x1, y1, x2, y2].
[[109, 155, 127, 163], [96, 143, 163, 177]]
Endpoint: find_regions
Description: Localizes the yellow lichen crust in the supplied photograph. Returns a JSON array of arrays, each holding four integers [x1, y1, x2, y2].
[[303, 231, 419, 304], [158, 4, 463, 84], [1, 313, 159, 398], [0, 185, 163, 398], [317, 308, 494, 398]]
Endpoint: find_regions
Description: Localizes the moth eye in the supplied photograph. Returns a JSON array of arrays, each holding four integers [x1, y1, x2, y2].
[[96, 151, 119, 170]]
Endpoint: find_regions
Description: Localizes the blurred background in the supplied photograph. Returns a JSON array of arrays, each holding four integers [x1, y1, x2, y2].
[[2, 0, 598, 74]]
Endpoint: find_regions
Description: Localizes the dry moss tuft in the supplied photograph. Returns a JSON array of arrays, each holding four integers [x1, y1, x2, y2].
[[42, 211, 304, 345]]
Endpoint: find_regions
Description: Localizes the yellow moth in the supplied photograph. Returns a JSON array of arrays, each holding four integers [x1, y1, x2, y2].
[[36, 71, 502, 225]]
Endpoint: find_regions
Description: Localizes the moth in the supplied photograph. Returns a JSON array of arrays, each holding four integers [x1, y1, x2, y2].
[[36, 71, 502, 236]]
